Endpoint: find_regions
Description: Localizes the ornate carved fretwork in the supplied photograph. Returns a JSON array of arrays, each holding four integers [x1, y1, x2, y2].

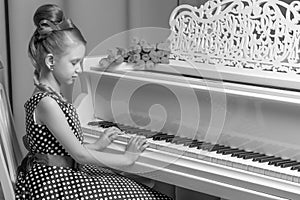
[[169, 0, 300, 75]]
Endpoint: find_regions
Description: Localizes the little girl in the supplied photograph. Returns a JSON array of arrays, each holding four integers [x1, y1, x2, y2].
[[15, 4, 172, 200]]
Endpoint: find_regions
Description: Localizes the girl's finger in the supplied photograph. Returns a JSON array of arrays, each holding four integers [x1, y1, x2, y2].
[[107, 126, 118, 131], [105, 131, 115, 139], [136, 138, 146, 150], [137, 137, 147, 145], [111, 126, 121, 132], [140, 143, 149, 151], [110, 133, 118, 140], [136, 136, 144, 143], [128, 136, 135, 144]]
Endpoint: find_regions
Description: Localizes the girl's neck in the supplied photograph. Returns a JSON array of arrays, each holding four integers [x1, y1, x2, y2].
[[36, 78, 66, 102], [39, 74, 61, 94]]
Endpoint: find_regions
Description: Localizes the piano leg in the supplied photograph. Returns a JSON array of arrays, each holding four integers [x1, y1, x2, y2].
[[153, 180, 176, 199], [175, 187, 220, 200]]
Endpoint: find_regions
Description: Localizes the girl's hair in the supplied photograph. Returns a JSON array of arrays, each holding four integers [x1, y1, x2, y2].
[[28, 4, 86, 100]]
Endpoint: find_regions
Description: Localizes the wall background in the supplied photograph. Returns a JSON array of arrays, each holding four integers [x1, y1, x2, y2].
[[0, 0, 8, 91]]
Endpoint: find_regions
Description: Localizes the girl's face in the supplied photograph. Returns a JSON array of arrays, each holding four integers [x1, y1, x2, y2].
[[53, 43, 86, 85]]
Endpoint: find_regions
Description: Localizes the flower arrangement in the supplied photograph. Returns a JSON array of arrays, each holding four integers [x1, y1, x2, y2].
[[99, 38, 171, 70]]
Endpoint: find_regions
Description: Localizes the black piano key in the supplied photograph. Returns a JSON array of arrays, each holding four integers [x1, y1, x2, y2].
[[274, 160, 298, 167], [101, 122, 116, 126], [116, 125, 133, 132], [290, 163, 300, 170], [149, 132, 164, 139], [146, 132, 160, 138], [215, 148, 233, 154], [204, 144, 218, 151], [169, 137, 193, 145], [245, 153, 266, 160], [115, 124, 130, 129], [161, 135, 176, 141], [234, 151, 255, 158], [253, 155, 274, 162], [88, 121, 122, 129], [268, 158, 289, 166], [175, 138, 194, 145], [281, 161, 300, 168], [152, 133, 167, 140], [152, 133, 173, 141], [216, 147, 238, 154], [87, 120, 106, 125], [220, 148, 243, 155], [87, 121, 100, 126], [291, 166, 300, 171], [223, 149, 245, 155], [258, 156, 281, 163], [149, 132, 164, 137], [231, 150, 249, 157], [95, 121, 117, 127], [268, 158, 291, 166], [166, 136, 180, 143], [183, 139, 198, 146], [98, 123, 113, 128], [240, 153, 264, 159], [209, 145, 230, 152], [188, 141, 204, 148], [196, 142, 212, 150], [200, 143, 215, 151]]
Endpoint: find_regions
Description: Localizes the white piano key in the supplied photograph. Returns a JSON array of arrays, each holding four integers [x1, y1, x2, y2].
[[274, 166, 300, 183], [198, 149, 213, 162], [184, 146, 200, 159], [164, 142, 187, 156]]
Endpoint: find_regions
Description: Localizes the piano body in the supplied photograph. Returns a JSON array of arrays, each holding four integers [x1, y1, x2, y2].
[[74, 0, 300, 199]]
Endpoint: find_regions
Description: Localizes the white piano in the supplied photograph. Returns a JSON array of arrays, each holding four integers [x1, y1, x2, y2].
[[74, 0, 300, 199]]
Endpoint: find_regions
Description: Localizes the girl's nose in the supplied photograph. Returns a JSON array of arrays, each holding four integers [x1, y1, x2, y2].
[[75, 63, 83, 73]]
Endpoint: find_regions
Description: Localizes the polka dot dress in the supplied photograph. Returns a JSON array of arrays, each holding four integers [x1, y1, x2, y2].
[[15, 92, 172, 200]]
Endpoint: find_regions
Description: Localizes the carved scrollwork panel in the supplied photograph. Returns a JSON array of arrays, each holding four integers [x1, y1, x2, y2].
[[169, 0, 300, 75]]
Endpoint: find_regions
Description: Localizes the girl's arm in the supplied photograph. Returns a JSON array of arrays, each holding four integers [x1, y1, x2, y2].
[[35, 96, 148, 169]]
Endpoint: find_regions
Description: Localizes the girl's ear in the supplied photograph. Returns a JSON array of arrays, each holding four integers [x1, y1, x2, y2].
[[45, 54, 55, 71]]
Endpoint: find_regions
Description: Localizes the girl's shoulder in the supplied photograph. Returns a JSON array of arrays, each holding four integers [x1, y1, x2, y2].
[[25, 91, 61, 108], [25, 91, 46, 106]]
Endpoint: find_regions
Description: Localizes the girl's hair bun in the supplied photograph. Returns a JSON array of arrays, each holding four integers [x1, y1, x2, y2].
[[33, 4, 74, 40], [33, 4, 64, 26], [37, 19, 58, 38], [37, 18, 74, 39]]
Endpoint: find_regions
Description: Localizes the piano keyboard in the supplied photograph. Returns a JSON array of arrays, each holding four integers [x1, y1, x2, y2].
[[83, 120, 300, 185]]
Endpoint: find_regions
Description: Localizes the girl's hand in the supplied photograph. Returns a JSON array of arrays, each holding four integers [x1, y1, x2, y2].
[[124, 135, 149, 165], [93, 126, 122, 151]]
